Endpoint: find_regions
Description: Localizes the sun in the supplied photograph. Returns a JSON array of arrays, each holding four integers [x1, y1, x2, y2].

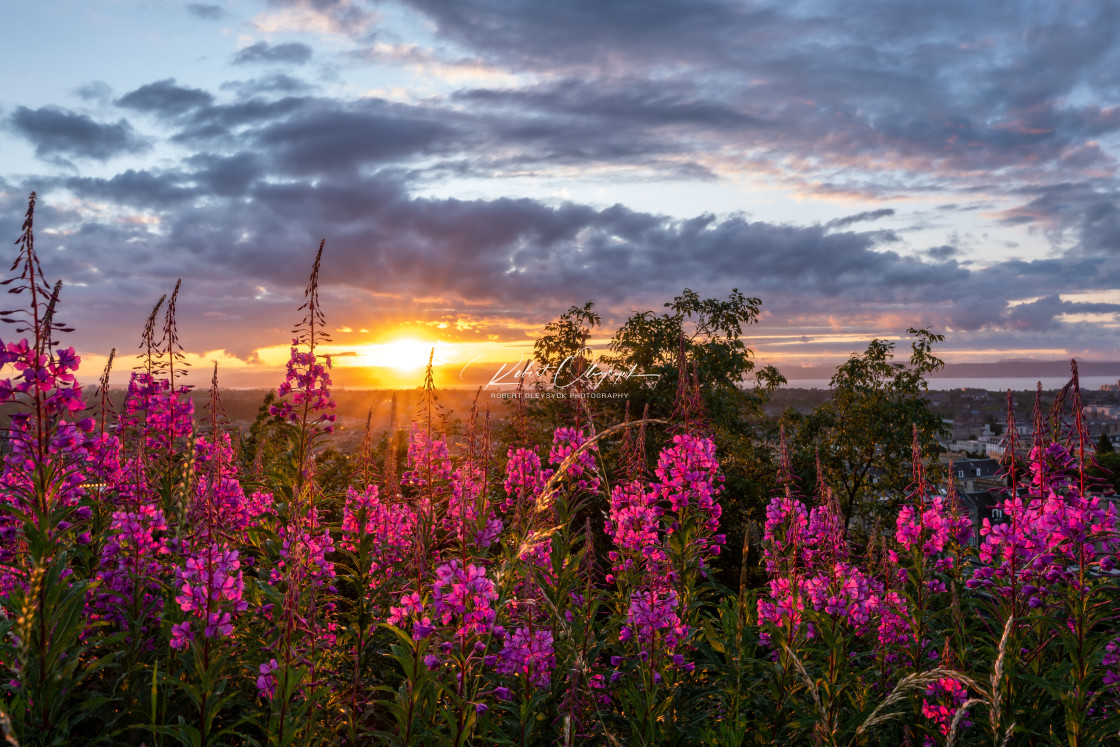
[[375, 338, 441, 373]]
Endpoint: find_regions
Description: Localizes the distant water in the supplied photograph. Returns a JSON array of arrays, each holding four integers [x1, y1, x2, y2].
[[784, 376, 1120, 392]]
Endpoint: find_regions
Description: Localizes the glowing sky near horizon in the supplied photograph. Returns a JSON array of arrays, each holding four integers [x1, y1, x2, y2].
[[2, 0, 1120, 389]]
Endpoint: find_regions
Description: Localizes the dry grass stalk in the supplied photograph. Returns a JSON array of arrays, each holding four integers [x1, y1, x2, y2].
[[946, 697, 983, 746], [532, 418, 667, 516], [780, 643, 827, 728], [855, 668, 981, 737], [989, 615, 1014, 732]]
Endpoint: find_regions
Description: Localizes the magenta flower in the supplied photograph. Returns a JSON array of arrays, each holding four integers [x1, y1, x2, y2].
[[256, 659, 280, 699], [496, 626, 555, 687], [268, 342, 337, 432], [548, 427, 600, 494], [172, 544, 247, 643], [170, 621, 194, 650], [921, 677, 970, 740], [502, 447, 549, 513], [431, 560, 499, 638]]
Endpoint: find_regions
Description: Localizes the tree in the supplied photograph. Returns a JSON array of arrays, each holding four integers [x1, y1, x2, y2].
[[525, 289, 786, 582], [532, 300, 601, 391], [1097, 432, 1114, 454], [785, 329, 948, 534], [1090, 451, 1120, 493]]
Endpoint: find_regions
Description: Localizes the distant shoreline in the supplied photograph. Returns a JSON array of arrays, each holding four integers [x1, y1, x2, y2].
[[781, 376, 1119, 392], [779, 360, 1120, 380]]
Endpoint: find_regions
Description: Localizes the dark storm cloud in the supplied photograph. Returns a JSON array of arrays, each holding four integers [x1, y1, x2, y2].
[[9, 0, 1120, 368], [232, 42, 314, 66], [399, 0, 1120, 188], [63, 170, 200, 209], [186, 4, 225, 20], [171, 96, 313, 145], [10, 164, 1120, 367], [457, 78, 761, 131], [185, 153, 264, 196], [1003, 295, 1120, 331], [400, 0, 752, 71], [996, 184, 1120, 256], [449, 77, 761, 174], [117, 79, 215, 116], [254, 102, 453, 175], [42, 169, 962, 321], [8, 106, 149, 162]]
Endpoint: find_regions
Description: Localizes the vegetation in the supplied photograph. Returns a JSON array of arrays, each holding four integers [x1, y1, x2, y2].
[[1, 194, 1119, 746]]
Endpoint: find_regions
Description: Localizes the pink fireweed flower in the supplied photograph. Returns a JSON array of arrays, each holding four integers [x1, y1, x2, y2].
[[1103, 637, 1120, 688], [895, 495, 971, 559], [88, 507, 169, 643], [119, 372, 195, 456], [970, 443, 1118, 602], [268, 341, 336, 432], [388, 591, 436, 640], [256, 659, 280, 699], [192, 432, 263, 532], [876, 590, 912, 652], [401, 423, 453, 489], [757, 576, 806, 646], [169, 621, 194, 650], [502, 447, 549, 513], [652, 434, 726, 573], [654, 434, 723, 520], [269, 516, 337, 594], [244, 490, 278, 523], [921, 677, 970, 740], [446, 464, 504, 550], [621, 588, 688, 650], [801, 562, 880, 633], [762, 494, 809, 575], [802, 497, 848, 568], [605, 480, 665, 579], [172, 544, 248, 644], [340, 485, 416, 585], [548, 427, 600, 494], [431, 560, 499, 638], [496, 627, 555, 687]]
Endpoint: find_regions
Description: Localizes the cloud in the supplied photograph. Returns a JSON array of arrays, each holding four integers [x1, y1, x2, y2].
[[399, 0, 1120, 191], [253, 101, 452, 175], [220, 74, 315, 97], [826, 209, 896, 230], [170, 95, 313, 145], [8, 0, 1120, 370], [63, 169, 200, 208], [186, 4, 225, 20], [74, 81, 114, 103], [399, 0, 750, 72], [927, 245, 958, 260], [256, 0, 378, 37], [8, 106, 149, 162], [232, 41, 314, 66], [10, 159, 1120, 368], [117, 79, 215, 116]]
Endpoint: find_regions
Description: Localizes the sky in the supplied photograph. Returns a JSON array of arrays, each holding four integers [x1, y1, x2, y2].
[[2, 0, 1119, 389]]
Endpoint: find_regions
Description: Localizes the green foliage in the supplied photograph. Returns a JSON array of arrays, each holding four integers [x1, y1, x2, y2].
[[1089, 450, 1120, 493], [1097, 432, 1115, 455], [528, 289, 785, 583], [784, 329, 947, 533], [241, 390, 286, 477]]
